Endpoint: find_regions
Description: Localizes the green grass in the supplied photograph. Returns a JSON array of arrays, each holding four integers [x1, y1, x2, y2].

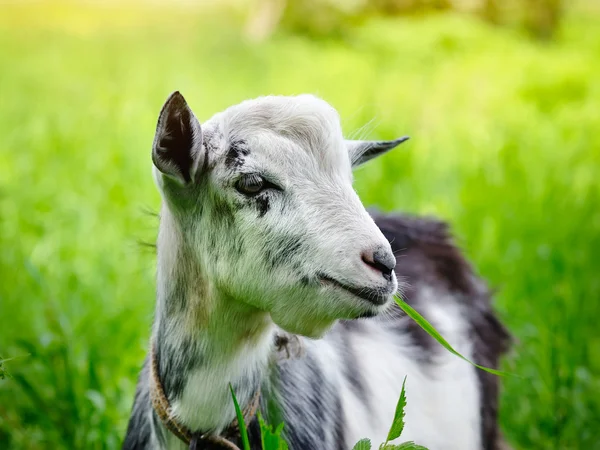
[[1, 2, 599, 449]]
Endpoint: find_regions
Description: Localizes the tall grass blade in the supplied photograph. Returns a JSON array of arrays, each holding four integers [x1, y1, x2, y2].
[[229, 384, 251, 450], [394, 296, 510, 376]]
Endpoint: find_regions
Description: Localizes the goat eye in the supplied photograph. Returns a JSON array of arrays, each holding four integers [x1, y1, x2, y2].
[[235, 174, 265, 196]]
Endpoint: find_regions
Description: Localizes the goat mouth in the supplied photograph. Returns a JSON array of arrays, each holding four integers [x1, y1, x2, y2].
[[317, 273, 389, 306]]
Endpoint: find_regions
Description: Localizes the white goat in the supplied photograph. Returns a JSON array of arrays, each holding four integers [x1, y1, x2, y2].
[[123, 92, 510, 450]]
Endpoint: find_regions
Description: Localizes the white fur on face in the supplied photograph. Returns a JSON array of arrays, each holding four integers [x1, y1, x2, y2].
[[163, 95, 398, 337]]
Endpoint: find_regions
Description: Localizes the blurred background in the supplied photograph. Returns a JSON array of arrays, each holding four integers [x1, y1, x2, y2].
[[1, 0, 599, 448]]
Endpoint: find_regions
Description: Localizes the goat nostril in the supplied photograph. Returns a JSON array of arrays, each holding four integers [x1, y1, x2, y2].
[[362, 249, 396, 281]]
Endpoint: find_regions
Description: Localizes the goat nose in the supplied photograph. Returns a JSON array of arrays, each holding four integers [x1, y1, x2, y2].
[[362, 248, 396, 281]]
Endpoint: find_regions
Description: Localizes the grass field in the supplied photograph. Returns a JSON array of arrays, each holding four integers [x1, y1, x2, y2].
[[0, 2, 599, 449]]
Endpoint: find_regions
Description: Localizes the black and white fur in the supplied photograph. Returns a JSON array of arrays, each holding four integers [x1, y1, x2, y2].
[[123, 92, 510, 450]]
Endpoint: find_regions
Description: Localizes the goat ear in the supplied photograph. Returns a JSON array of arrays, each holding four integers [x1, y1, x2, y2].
[[346, 136, 409, 168], [152, 91, 204, 185]]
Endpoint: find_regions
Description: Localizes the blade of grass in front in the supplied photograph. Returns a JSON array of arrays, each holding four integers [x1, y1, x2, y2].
[[394, 296, 510, 376], [229, 383, 251, 450]]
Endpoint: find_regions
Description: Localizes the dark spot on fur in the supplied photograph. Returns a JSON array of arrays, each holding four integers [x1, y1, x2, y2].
[[255, 194, 270, 217], [333, 394, 346, 450], [155, 333, 203, 400], [225, 139, 249, 170], [275, 352, 349, 449], [291, 354, 327, 449], [339, 335, 370, 407]]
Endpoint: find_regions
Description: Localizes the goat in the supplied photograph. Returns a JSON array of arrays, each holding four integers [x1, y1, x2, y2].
[[123, 92, 511, 450]]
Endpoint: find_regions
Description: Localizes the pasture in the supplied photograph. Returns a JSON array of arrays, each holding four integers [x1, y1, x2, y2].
[[0, 2, 599, 448]]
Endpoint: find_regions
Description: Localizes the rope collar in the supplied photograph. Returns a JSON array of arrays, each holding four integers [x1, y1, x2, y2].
[[149, 341, 261, 450]]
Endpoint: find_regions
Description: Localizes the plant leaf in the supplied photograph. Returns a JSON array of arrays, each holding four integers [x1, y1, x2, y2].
[[258, 412, 289, 450], [394, 296, 510, 376], [352, 438, 372, 450], [386, 376, 408, 443], [381, 442, 428, 449], [229, 384, 251, 450]]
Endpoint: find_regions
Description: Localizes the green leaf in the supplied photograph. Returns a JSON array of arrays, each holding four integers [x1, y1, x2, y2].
[[386, 376, 408, 443], [352, 438, 372, 450], [381, 442, 428, 449], [258, 412, 289, 450], [394, 296, 510, 376], [229, 384, 251, 450]]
